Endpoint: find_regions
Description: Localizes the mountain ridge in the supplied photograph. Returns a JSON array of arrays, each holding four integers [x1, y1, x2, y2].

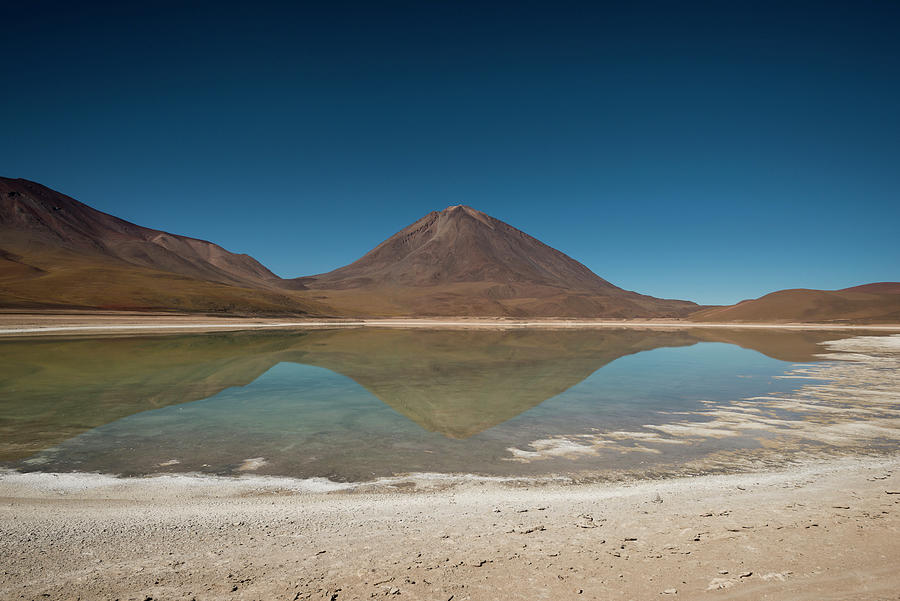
[[298, 205, 620, 291], [0, 177, 325, 314], [1, 177, 896, 322], [1, 177, 290, 290], [0, 178, 700, 317]]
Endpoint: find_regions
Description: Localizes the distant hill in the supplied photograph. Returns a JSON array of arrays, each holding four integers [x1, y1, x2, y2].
[[689, 283, 900, 324], [296, 204, 698, 317], [0, 177, 326, 314]]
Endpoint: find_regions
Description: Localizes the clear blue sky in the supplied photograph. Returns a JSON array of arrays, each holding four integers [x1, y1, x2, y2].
[[2, 1, 897, 305]]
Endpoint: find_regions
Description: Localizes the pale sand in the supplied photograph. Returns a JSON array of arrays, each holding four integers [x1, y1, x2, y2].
[[1, 456, 899, 601], [1, 312, 899, 336]]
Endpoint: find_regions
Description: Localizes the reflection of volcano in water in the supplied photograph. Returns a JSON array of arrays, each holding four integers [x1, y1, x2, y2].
[[0, 327, 849, 461], [295, 329, 695, 438]]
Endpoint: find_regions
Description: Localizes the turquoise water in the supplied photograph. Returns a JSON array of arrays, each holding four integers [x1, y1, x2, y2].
[[0, 327, 883, 481]]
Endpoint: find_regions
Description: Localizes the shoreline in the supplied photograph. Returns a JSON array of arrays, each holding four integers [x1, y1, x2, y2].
[[3, 454, 899, 600], [1, 452, 897, 500], [1, 312, 899, 336]]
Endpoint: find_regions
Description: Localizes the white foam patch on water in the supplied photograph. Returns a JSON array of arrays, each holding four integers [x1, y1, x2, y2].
[[0, 468, 572, 497], [506, 334, 900, 463], [825, 335, 900, 353], [236, 457, 267, 472], [606, 431, 689, 444], [507, 438, 603, 461], [0, 470, 355, 495]]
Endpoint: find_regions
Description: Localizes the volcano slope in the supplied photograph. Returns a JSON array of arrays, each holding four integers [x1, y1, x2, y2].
[[295, 205, 698, 317]]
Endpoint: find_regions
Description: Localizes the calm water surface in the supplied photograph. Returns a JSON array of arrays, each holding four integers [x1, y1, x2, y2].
[[0, 327, 893, 481]]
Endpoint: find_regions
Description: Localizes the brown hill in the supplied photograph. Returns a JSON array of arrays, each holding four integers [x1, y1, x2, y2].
[[0, 177, 326, 314], [839, 282, 900, 295], [296, 205, 698, 317], [690, 283, 900, 324]]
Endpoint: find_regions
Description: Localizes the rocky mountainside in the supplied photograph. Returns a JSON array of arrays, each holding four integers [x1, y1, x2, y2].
[[0, 178, 698, 317], [301, 205, 620, 291], [297, 205, 699, 317], [0, 178, 323, 314], [0, 177, 291, 289], [8, 177, 892, 323]]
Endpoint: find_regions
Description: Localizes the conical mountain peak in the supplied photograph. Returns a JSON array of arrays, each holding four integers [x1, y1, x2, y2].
[[299, 206, 698, 318], [435, 204, 495, 228], [442, 204, 481, 214], [303, 206, 608, 291]]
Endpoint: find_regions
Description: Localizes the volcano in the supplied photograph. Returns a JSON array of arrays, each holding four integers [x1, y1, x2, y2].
[[296, 204, 698, 317]]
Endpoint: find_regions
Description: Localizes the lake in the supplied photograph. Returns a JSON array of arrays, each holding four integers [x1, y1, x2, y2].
[[1, 327, 897, 482]]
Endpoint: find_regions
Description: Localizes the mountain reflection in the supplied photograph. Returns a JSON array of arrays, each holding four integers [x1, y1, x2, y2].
[[0, 326, 851, 461]]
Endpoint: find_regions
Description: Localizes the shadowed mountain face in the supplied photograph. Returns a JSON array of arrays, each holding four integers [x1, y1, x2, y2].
[[0, 327, 855, 461], [691, 283, 900, 324], [0, 178, 285, 289], [297, 205, 699, 317], [0, 178, 328, 314]]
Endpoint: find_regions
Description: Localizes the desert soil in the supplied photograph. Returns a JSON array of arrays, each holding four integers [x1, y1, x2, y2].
[[1, 456, 899, 601]]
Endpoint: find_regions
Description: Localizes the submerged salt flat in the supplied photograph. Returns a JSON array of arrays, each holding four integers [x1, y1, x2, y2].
[[0, 328, 897, 481]]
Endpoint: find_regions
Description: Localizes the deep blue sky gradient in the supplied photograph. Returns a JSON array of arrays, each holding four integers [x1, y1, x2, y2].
[[2, 1, 898, 304]]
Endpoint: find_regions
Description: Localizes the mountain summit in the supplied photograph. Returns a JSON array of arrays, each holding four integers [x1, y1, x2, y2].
[[303, 205, 618, 290], [299, 205, 698, 317]]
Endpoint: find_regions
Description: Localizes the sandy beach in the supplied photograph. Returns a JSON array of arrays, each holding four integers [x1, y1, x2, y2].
[[1, 456, 899, 601]]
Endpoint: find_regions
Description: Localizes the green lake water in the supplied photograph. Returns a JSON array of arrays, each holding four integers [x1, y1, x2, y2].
[[0, 327, 894, 482]]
